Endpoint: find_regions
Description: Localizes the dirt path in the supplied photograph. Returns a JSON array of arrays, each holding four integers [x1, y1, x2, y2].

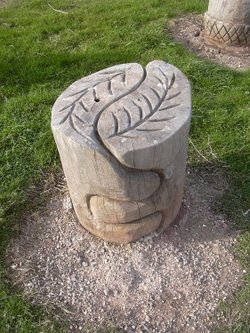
[[7, 168, 243, 333]]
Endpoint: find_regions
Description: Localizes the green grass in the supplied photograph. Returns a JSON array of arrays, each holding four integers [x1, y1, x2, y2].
[[0, 0, 249, 332]]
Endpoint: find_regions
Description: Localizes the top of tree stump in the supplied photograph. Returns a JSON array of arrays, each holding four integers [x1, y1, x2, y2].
[[52, 60, 191, 170]]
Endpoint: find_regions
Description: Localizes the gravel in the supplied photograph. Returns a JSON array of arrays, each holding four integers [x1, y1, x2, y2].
[[7, 168, 243, 333]]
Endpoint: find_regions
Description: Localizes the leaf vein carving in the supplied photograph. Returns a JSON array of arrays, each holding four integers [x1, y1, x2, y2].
[[109, 72, 180, 138]]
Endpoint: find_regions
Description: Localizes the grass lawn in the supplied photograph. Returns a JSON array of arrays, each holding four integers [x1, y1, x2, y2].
[[0, 0, 249, 332]]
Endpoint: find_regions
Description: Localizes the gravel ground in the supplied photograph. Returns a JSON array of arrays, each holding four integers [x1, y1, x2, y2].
[[7, 168, 243, 333], [0, 0, 12, 8], [169, 15, 250, 70]]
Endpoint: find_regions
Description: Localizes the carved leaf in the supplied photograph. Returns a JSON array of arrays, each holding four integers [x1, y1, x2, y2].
[[107, 73, 180, 138], [97, 62, 181, 141], [57, 71, 126, 126], [51, 63, 146, 144], [96, 61, 191, 170], [52, 61, 191, 170]]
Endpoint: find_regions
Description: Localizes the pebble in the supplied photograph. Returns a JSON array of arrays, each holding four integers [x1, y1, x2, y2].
[[193, 30, 200, 37]]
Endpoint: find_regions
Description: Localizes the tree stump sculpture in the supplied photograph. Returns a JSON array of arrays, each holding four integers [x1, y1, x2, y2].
[[51, 61, 191, 243], [203, 0, 250, 51]]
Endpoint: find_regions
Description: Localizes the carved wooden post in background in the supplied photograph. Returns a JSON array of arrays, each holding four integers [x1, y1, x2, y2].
[[204, 0, 250, 50], [51, 61, 191, 243]]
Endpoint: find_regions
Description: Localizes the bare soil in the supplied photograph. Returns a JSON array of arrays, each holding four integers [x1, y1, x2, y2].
[[169, 15, 250, 70], [6, 168, 243, 333], [0, 0, 11, 8]]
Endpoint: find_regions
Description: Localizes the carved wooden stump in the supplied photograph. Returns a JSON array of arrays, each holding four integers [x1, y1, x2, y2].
[[51, 61, 191, 243], [203, 0, 250, 50]]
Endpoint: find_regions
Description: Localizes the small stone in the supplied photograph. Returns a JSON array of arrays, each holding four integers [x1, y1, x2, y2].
[[193, 30, 200, 37], [104, 289, 110, 296]]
